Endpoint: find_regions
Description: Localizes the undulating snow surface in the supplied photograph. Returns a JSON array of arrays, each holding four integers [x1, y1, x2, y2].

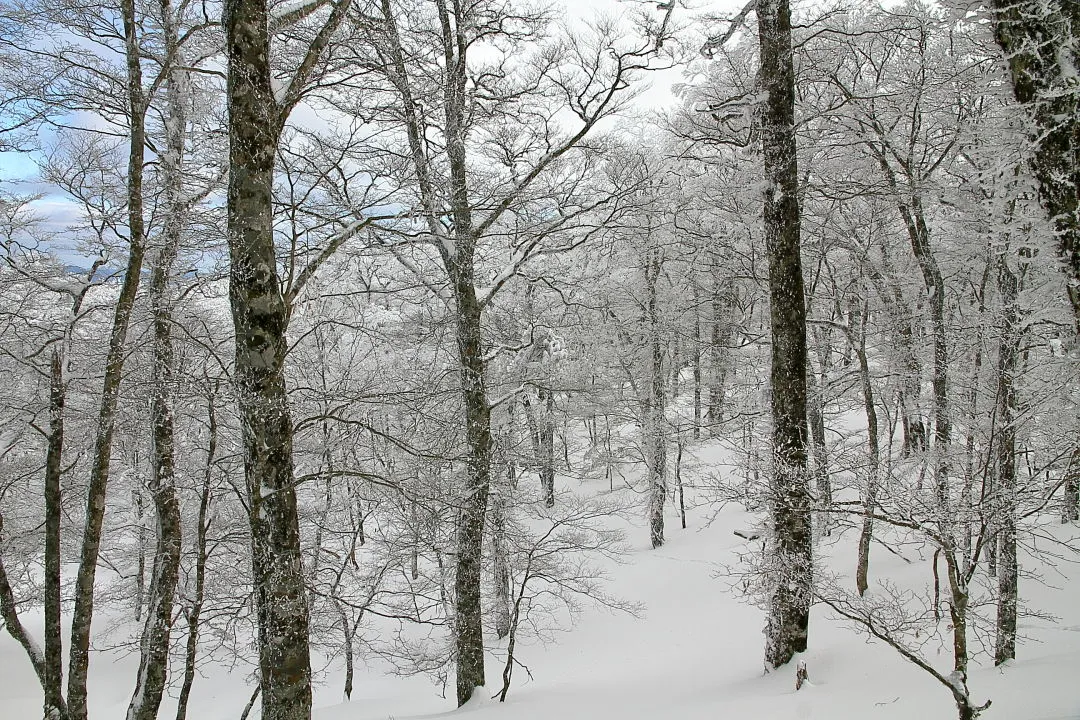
[[3, 442, 1078, 720]]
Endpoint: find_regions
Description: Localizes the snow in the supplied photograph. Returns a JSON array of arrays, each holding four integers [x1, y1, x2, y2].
[[2, 442, 1078, 720]]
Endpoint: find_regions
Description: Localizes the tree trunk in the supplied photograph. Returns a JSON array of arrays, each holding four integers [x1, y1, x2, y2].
[[540, 389, 555, 507], [806, 364, 830, 535], [645, 245, 667, 549], [693, 283, 702, 439], [491, 486, 511, 640], [853, 299, 880, 597], [67, 0, 148, 713], [127, 7, 186, 715], [707, 278, 728, 428], [224, 0, 312, 715], [1064, 452, 1080, 523], [994, 255, 1020, 665], [450, 270, 492, 707], [175, 414, 214, 720], [44, 349, 67, 720], [990, 0, 1080, 334], [757, 0, 812, 669]]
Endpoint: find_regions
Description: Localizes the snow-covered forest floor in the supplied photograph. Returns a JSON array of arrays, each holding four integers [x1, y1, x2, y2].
[[4, 439, 1077, 720]]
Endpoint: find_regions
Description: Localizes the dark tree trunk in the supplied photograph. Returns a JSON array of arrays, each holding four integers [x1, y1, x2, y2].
[[645, 245, 667, 549], [1064, 453, 1080, 522], [990, 0, 1080, 333], [491, 486, 511, 640], [693, 284, 702, 439], [806, 366, 830, 534], [539, 389, 555, 507], [67, 0, 148, 714], [707, 278, 729, 428], [44, 349, 67, 720], [994, 255, 1020, 665], [853, 299, 880, 597], [906, 197, 951, 511], [450, 269, 492, 707], [224, 0, 312, 715], [872, 143, 951, 508], [757, 0, 812, 669]]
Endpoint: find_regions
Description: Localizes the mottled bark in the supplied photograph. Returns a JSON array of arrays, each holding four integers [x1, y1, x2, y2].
[[491, 487, 511, 640], [127, 6, 186, 716], [994, 256, 1020, 665], [450, 266, 492, 706], [853, 300, 879, 597], [693, 284, 702, 438], [757, 0, 812, 668], [1065, 453, 1080, 522], [943, 548, 984, 720], [175, 432, 213, 720], [223, 0, 312, 715], [903, 196, 951, 511], [990, 0, 1080, 333], [645, 245, 667, 549], [806, 365, 830, 534], [67, 0, 148, 713], [540, 390, 555, 507], [44, 349, 66, 720], [524, 390, 556, 507]]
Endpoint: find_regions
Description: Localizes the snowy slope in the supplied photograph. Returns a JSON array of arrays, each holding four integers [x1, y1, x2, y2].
[[3, 444, 1078, 720]]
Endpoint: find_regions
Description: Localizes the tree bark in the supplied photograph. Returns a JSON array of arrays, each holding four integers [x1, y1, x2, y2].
[[853, 299, 880, 597], [67, 0, 148, 713], [990, 0, 1080, 334], [645, 245, 667, 549], [757, 0, 812, 668], [491, 485, 511, 640], [994, 255, 1020, 665], [1064, 452, 1080, 522], [127, 5, 186, 715], [175, 415, 213, 720], [44, 349, 67, 720], [223, 0, 313, 715]]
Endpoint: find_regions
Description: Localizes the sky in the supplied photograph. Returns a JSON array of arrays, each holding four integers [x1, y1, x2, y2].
[[1, 0, 738, 265]]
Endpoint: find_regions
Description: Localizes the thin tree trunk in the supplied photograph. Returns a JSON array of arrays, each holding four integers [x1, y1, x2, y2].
[[134, 483, 145, 624], [44, 349, 67, 720], [175, 417, 213, 720], [1064, 453, 1080, 523], [127, 8, 186, 714], [645, 245, 667, 549], [491, 486, 511, 640], [693, 284, 702, 439], [806, 364, 830, 535], [67, 0, 148, 713], [853, 299, 880, 597], [707, 279, 727, 428], [758, 0, 812, 668], [540, 389, 555, 507], [335, 601, 354, 700]]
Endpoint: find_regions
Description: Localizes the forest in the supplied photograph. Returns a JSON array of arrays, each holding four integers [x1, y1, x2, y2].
[[0, 0, 1077, 719]]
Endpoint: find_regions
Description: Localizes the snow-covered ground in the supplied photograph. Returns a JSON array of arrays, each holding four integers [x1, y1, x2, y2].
[[3, 441, 1078, 720]]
